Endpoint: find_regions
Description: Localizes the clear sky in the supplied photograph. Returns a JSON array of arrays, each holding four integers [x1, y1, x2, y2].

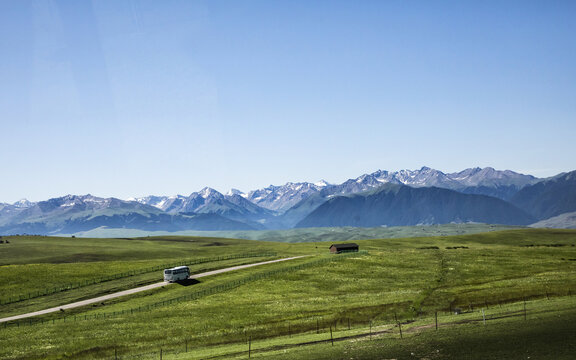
[[1, 0, 575, 203]]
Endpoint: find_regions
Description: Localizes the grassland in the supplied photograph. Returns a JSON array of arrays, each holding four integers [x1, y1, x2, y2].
[[66, 223, 521, 241], [1, 228, 575, 359]]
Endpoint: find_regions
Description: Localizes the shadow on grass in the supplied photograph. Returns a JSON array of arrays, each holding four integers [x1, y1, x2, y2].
[[176, 279, 201, 287]]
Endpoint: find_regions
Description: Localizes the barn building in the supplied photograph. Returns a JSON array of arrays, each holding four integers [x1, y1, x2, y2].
[[329, 243, 359, 254]]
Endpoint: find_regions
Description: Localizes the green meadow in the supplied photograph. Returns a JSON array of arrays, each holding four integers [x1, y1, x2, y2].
[[68, 223, 520, 241], [0, 228, 575, 359]]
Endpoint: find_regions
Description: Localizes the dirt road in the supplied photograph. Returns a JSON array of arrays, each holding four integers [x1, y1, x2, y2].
[[0, 256, 307, 323]]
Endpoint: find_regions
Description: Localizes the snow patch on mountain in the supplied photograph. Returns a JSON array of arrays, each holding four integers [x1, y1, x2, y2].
[[245, 182, 329, 212]]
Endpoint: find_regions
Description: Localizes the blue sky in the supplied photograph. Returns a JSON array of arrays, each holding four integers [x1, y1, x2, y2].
[[1, 0, 575, 203]]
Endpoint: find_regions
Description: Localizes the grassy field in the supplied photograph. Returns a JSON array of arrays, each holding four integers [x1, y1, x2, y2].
[[66, 223, 521, 241], [1, 228, 575, 359]]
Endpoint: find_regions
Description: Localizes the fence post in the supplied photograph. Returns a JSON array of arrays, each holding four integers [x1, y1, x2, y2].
[[317, 319, 319, 334], [481, 308, 486, 325], [435, 311, 438, 330], [398, 322, 403, 339], [369, 320, 372, 340], [330, 326, 334, 346], [523, 298, 527, 320], [160, 348, 162, 360], [248, 336, 252, 358]]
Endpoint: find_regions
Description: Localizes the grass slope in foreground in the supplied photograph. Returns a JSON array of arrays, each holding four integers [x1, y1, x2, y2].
[[238, 296, 576, 360], [0, 228, 575, 359]]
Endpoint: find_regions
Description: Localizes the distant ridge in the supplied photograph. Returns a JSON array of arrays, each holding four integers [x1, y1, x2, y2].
[[295, 183, 535, 228], [530, 211, 576, 229], [511, 170, 576, 220]]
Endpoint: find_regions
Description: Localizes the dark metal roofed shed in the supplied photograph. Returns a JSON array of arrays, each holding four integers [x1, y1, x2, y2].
[[329, 243, 359, 254]]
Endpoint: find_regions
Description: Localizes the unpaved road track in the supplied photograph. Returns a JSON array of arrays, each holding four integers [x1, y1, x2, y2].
[[0, 256, 307, 323]]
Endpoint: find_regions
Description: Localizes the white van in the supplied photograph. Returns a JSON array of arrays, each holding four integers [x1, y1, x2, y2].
[[164, 266, 190, 282]]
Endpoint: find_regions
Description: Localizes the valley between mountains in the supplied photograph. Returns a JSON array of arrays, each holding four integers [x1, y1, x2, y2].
[[1, 167, 575, 236]]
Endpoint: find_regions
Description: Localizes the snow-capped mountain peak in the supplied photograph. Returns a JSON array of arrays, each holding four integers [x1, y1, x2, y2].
[[226, 188, 246, 197], [244, 181, 330, 212], [13, 199, 34, 208], [446, 167, 537, 188], [199, 187, 220, 199]]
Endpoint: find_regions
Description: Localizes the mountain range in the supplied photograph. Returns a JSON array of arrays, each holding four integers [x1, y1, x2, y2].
[[1, 167, 574, 235]]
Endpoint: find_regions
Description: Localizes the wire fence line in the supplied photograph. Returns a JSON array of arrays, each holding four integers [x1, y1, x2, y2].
[[27, 293, 576, 360], [0, 252, 277, 305], [114, 296, 576, 360]]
